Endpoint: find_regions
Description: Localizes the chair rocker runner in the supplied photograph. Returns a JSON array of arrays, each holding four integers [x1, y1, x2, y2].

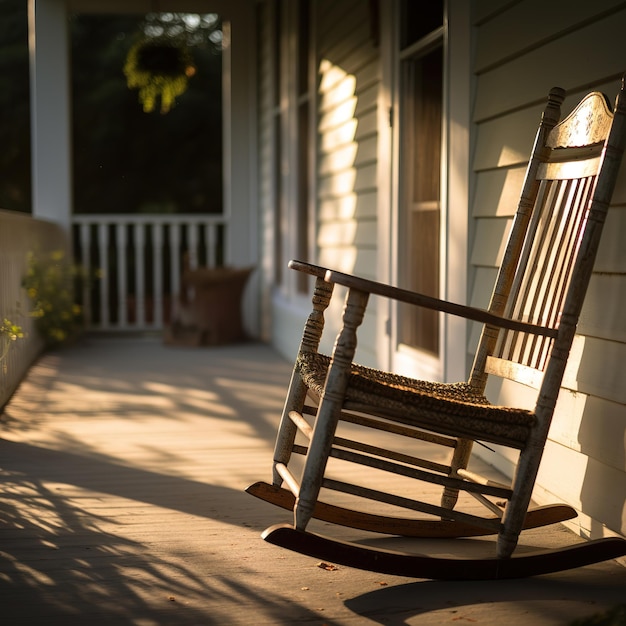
[[247, 77, 626, 580]]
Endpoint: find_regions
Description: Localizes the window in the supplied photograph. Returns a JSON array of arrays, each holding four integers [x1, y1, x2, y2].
[[397, 2, 444, 356], [272, 0, 312, 292]]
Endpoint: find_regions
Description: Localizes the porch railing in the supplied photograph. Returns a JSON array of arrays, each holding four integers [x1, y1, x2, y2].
[[72, 214, 229, 331]]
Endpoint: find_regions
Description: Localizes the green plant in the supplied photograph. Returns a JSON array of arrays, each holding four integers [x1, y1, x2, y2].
[[0, 318, 23, 342], [22, 249, 84, 347], [0, 317, 24, 365]]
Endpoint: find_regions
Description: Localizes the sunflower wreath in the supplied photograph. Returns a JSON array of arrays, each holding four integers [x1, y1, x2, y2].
[[124, 38, 196, 113]]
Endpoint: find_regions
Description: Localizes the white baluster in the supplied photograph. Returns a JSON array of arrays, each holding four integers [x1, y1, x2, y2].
[[98, 223, 109, 328], [221, 221, 230, 266], [170, 223, 181, 320], [206, 222, 217, 267], [153, 222, 163, 328], [117, 224, 128, 328], [79, 223, 92, 326], [134, 223, 146, 328], [188, 222, 199, 269], [71, 214, 230, 333]]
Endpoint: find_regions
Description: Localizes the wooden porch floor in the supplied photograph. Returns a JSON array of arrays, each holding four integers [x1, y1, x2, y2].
[[1, 335, 625, 625]]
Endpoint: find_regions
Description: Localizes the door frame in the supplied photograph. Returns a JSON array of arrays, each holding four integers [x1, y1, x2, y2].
[[380, 0, 471, 382]]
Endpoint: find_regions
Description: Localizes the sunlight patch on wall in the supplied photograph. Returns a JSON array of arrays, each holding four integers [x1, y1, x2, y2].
[[320, 119, 359, 152], [317, 58, 360, 276], [497, 145, 528, 168], [319, 59, 355, 95], [318, 221, 357, 246], [319, 97, 358, 132], [319, 193, 358, 221], [319, 248, 358, 273], [321, 168, 358, 196], [319, 142, 359, 176]]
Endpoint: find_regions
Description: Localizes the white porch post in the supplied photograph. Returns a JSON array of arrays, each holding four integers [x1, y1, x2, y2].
[[28, 0, 72, 232], [222, 5, 258, 336]]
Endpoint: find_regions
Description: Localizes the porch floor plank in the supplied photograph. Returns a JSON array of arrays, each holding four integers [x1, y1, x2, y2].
[[1, 335, 625, 625]]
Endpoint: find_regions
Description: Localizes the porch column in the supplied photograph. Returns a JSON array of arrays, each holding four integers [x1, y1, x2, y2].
[[28, 0, 72, 232], [222, 5, 259, 336]]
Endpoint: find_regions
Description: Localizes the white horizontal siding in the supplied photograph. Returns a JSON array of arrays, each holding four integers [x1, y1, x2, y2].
[[469, 218, 511, 268], [269, 0, 381, 363], [472, 166, 526, 218], [536, 439, 626, 537], [474, 9, 626, 122], [594, 204, 626, 273], [316, 0, 379, 282], [470, 0, 626, 542], [563, 335, 626, 406], [475, 0, 626, 73], [550, 390, 626, 473], [580, 274, 626, 342], [472, 0, 518, 25], [473, 104, 546, 168], [319, 191, 377, 221]]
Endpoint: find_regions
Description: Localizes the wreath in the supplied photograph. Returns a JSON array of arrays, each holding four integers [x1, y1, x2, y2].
[[124, 38, 196, 114]]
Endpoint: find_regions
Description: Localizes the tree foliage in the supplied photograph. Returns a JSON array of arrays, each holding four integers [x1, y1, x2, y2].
[[71, 12, 223, 215], [0, 5, 223, 215], [0, 0, 31, 212]]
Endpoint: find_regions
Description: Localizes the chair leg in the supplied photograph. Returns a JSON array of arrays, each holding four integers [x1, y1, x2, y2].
[[273, 275, 334, 486], [497, 443, 544, 558], [294, 286, 369, 531], [498, 496, 528, 559], [441, 438, 474, 509], [294, 399, 342, 530]]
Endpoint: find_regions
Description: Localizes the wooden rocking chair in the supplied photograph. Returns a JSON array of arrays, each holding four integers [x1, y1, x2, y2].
[[247, 77, 626, 579]]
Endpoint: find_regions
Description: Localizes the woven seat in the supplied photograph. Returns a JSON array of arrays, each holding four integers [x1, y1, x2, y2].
[[297, 352, 535, 448], [248, 77, 626, 576]]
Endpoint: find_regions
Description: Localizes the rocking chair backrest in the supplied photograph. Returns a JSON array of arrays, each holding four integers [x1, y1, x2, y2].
[[470, 80, 626, 399]]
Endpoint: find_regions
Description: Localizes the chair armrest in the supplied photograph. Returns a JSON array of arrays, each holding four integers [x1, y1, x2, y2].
[[288, 259, 557, 339], [288, 259, 329, 279]]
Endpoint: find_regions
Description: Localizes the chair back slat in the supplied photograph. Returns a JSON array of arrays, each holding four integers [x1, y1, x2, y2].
[[495, 173, 595, 373], [474, 85, 626, 392]]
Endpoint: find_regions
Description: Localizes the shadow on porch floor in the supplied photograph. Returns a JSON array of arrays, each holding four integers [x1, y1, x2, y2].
[[0, 335, 624, 625]]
